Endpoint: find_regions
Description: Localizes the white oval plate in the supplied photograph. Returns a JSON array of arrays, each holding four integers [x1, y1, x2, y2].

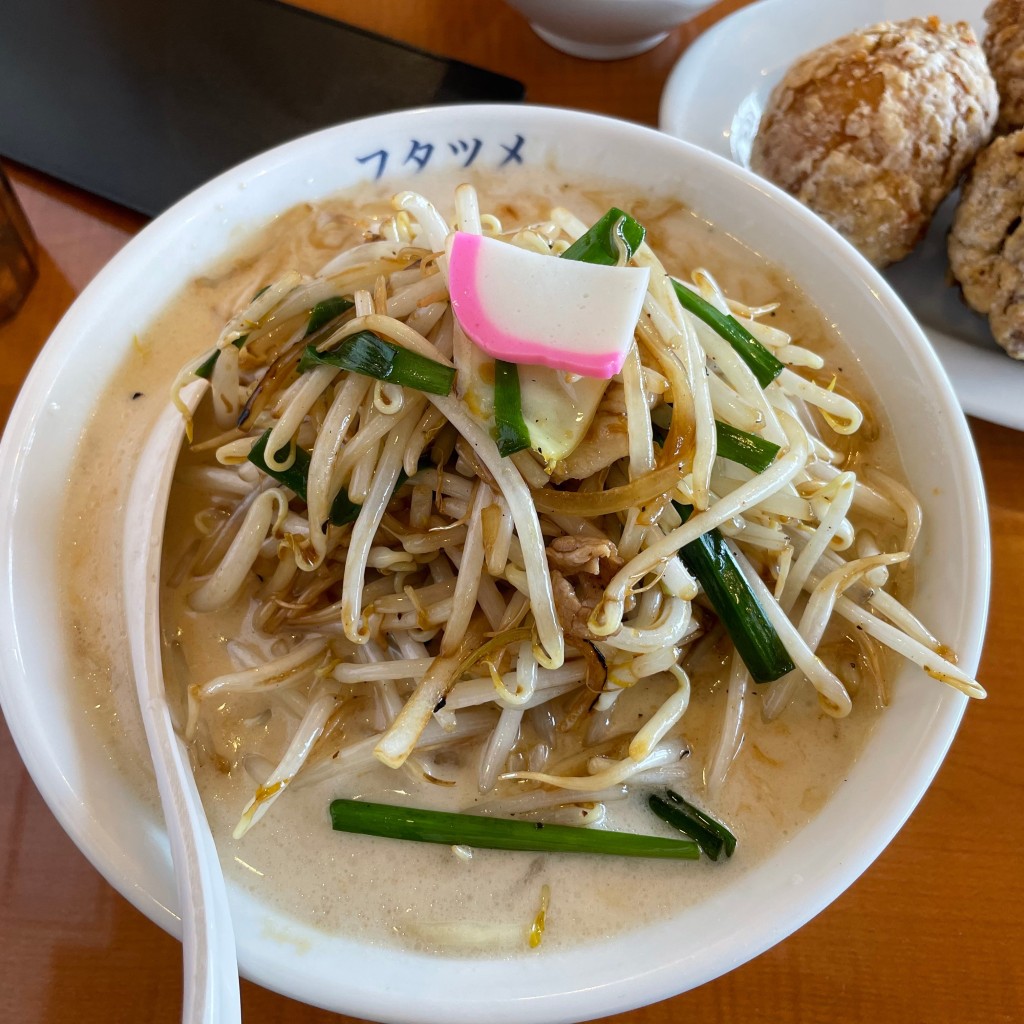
[[0, 106, 989, 1022], [659, 0, 1024, 431]]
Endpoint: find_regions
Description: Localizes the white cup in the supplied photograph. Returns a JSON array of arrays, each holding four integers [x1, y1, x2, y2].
[[502, 0, 717, 59]]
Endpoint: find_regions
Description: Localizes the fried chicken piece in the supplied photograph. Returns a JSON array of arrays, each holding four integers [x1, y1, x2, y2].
[[984, 0, 1024, 132], [949, 129, 1024, 359], [751, 17, 997, 267]]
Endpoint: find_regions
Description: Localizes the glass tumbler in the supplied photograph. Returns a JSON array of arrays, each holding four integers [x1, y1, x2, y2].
[[0, 166, 38, 323]]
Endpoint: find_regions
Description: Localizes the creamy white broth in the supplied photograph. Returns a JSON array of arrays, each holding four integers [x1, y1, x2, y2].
[[61, 173, 893, 955]]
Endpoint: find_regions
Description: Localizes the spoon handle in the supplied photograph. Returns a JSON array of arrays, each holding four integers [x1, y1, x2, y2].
[[124, 380, 241, 1024]]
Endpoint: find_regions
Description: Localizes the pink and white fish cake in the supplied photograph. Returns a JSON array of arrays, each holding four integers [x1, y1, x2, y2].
[[447, 231, 650, 378]]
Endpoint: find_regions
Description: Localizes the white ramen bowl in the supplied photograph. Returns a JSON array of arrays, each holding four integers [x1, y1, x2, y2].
[[0, 106, 989, 1022]]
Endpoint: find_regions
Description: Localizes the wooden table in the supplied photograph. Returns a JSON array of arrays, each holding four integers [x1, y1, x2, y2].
[[1, 2, 1021, 1021]]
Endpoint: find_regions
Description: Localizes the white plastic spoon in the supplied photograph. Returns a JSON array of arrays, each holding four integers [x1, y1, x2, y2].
[[123, 378, 241, 1024]]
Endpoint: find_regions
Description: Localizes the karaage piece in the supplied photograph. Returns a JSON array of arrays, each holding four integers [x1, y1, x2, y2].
[[751, 17, 997, 267], [984, 0, 1024, 132], [949, 128, 1024, 359]]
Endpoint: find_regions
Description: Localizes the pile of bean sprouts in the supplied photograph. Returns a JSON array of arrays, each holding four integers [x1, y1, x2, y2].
[[167, 184, 985, 841]]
